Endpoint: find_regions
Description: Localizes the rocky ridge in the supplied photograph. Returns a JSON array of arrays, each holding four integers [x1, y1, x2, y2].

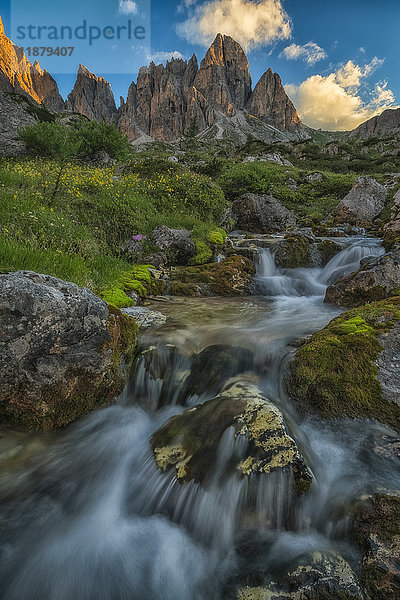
[[350, 107, 400, 139], [0, 16, 64, 111], [66, 64, 118, 122], [0, 20, 308, 143]]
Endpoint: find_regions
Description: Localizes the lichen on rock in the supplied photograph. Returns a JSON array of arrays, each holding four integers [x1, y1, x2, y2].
[[151, 380, 312, 491], [0, 271, 138, 430], [235, 551, 363, 600]]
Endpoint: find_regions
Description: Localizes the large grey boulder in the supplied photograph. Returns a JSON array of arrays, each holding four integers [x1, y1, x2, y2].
[[0, 271, 137, 430], [384, 188, 400, 233], [334, 176, 387, 226], [325, 249, 400, 307], [152, 225, 196, 265], [232, 193, 297, 233]]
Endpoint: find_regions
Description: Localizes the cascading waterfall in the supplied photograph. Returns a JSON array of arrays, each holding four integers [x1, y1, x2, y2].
[[0, 235, 397, 600], [254, 236, 384, 298]]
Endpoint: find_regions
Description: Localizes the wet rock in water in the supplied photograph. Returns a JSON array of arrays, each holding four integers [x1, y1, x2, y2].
[[120, 306, 167, 328], [128, 344, 185, 410], [179, 344, 254, 401], [232, 193, 297, 233], [273, 234, 341, 268], [0, 271, 137, 430], [286, 297, 400, 431], [352, 493, 400, 599], [169, 255, 255, 296], [151, 380, 312, 491], [235, 551, 363, 599], [334, 176, 387, 227], [325, 249, 400, 307], [151, 225, 196, 265]]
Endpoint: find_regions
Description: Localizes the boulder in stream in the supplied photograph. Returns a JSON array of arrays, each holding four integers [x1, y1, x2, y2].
[[169, 255, 255, 296], [352, 493, 400, 600], [273, 234, 342, 269], [151, 379, 312, 492], [232, 193, 297, 233], [334, 176, 387, 227], [179, 344, 254, 401], [325, 248, 400, 307], [235, 550, 363, 599], [286, 297, 400, 431], [0, 271, 137, 430]]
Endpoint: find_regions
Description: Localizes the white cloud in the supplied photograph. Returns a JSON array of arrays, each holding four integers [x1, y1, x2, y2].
[[285, 58, 398, 131], [147, 50, 186, 64], [335, 57, 383, 90], [176, 0, 292, 51], [118, 0, 138, 16], [280, 42, 327, 66]]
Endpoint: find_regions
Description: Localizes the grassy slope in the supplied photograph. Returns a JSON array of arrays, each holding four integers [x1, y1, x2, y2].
[[1, 134, 400, 305], [0, 156, 226, 305]]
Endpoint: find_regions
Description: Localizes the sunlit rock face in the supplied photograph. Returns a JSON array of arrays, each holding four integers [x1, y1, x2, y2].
[[0, 16, 64, 111], [118, 34, 306, 142], [193, 33, 252, 116], [66, 65, 118, 122], [246, 68, 303, 132], [0, 19, 308, 142]]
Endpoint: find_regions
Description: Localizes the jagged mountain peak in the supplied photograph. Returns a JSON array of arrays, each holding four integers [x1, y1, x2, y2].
[[0, 18, 308, 144], [66, 64, 117, 122], [201, 33, 250, 72], [0, 18, 64, 111]]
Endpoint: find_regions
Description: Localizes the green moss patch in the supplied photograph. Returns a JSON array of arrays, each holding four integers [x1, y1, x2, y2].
[[170, 255, 254, 296], [287, 297, 400, 430]]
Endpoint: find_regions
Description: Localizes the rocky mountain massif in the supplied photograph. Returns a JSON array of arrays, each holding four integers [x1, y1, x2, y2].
[[350, 107, 400, 140], [0, 18, 307, 143], [0, 16, 64, 111]]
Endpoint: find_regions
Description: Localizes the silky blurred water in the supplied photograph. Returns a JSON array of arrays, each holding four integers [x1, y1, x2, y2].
[[0, 236, 397, 600]]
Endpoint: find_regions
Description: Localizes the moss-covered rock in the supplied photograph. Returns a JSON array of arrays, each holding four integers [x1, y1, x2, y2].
[[179, 344, 254, 401], [151, 380, 312, 492], [325, 249, 400, 307], [100, 264, 165, 308], [273, 234, 311, 268], [235, 551, 363, 600], [352, 494, 400, 599], [286, 297, 400, 430], [0, 271, 138, 430], [273, 234, 341, 269], [169, 255, 255, 296]]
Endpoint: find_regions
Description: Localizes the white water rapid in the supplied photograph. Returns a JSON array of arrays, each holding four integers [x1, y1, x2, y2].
[[0, 235, 398, 600]]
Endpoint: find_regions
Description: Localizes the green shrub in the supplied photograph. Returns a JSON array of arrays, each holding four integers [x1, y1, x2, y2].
[[74, 121, 131, 160], [207, 228, 227, 245], [20, 121, 132, 162], [20, 122, 81, 160]]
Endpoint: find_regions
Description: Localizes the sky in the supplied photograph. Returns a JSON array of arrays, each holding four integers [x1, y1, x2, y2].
[[0, 0, 399, 130]]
